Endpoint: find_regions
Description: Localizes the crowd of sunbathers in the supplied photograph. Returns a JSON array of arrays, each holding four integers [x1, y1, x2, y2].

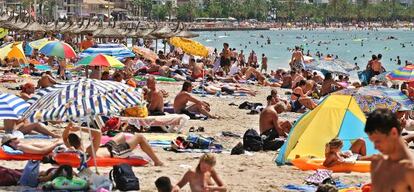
[[2, 31, 414, 191]]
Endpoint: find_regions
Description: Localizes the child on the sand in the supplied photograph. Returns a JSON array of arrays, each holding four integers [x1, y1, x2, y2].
[[323, 138, 367, 167], [172, 153, 226, 192]]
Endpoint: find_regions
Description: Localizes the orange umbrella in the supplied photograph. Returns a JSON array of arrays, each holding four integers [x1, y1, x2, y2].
[[132, 46, 158, 62]]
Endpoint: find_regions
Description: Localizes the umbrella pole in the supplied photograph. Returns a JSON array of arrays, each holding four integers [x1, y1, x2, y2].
[[155, 39, 158, 53], [86, 117, 99, 173]]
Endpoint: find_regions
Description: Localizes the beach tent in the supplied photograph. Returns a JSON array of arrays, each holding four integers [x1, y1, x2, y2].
[[276, 95, 377, 165]]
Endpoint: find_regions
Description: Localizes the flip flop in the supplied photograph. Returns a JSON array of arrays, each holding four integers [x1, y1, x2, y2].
[[189, 127, 195, 132], [196, 127, 205, 132]]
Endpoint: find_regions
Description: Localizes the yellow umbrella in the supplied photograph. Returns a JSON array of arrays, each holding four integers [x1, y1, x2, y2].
[[29, 38, 53, 49], [0, 28, 8, 39], [0, 42, 28, 63], [169, 37, 209, 57]]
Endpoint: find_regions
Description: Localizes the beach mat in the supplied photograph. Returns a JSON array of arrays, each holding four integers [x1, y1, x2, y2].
[[101, 134, 179, 148]]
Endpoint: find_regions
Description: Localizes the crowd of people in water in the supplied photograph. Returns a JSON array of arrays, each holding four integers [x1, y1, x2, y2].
[[0, 30, 414, 191]]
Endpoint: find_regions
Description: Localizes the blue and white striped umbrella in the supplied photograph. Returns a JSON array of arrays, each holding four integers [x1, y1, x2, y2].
[[79, 44, 135, 60], [0, 93, 30, 120], [24, 79, 143, 124]]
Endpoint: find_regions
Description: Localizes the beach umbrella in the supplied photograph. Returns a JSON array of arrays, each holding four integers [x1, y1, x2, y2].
[[79, 44, 135, 60], [169, 37, 209, 57], [0, 93, 30, 120], [332, 86, 414, 113], [39, 41, 76, 59], [77, 54, 124, 68], [24, 78, 143, 123], [0, 28, 8, 39], [306, 59, 349, 75], [386, 65, 414, 82], [132, 46, 158, 62], [0, 42, 27, 63], [29, 38, 54, 49]]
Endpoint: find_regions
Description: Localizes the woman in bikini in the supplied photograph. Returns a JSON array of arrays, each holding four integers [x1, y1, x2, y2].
[[291, 80, 317, 112]]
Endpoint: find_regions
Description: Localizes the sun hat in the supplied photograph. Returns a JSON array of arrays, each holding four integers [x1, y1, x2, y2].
[[1, 134, 18, 145]]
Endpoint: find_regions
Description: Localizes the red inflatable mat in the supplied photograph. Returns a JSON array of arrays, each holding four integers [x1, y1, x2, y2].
[[54, 153, 149, 167], [0, 149, 44, 161]]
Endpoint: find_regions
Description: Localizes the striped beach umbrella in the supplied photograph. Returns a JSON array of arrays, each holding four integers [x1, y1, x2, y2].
[[77, 54, 124, 68], [333, 86, 414, 113], [24, 79, 143, 123], [0, 93, 30, 120], [39, 41, 76, 59], [387, 65, 414, 82], [79, 44, 135, 60]]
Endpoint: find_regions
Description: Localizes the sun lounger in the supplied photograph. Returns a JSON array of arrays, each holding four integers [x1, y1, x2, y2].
[[118, 114, 190, 133]]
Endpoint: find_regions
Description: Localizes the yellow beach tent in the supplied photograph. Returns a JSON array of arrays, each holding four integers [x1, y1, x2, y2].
[[276, 95, 378, 165]]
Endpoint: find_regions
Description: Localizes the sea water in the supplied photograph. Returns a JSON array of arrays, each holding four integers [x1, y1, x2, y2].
[[194, 28, 414, 72]]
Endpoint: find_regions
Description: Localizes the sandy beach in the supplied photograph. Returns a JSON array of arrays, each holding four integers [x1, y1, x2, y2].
[[0, 79, 370, 191]]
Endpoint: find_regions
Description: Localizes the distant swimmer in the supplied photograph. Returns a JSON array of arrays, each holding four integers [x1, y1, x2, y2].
[[354, 57, 358, 60]]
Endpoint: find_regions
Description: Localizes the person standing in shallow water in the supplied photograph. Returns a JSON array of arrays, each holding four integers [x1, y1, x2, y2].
[[365, 109, 414, 191], [261, 54, 268, 73]]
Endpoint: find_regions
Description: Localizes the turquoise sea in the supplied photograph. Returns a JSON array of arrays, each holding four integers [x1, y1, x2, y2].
[[194, 29, 414, 72]]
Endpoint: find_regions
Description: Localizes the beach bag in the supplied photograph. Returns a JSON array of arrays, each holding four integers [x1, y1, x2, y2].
[[90, 174, 113, 191], [186, 134, 214, 149], [19, 160, 40, 187], [51, 176, 88, 190], [124, 106, 148, 118], [243, 129, 263, 151], [110, 163, 140, 191], [102, 117, 121, 133], [0, 166, 22, 186]]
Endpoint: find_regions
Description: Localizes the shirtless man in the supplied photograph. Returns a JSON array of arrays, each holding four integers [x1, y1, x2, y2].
[[173, 81, 218, 119], [290, 46, 305, 71], [62, 123, 163, 166], [1, 134, 62, 155], [259, 102, 292, 150], [37, 72, 57, 89], [260, 54, 268, 73], [371, 56, 382, 76], [172, 153, 226, 192], [145, 76, 165, 115], [20, 83, 35, 101], [365, 109, 414, 191], [190, 59, 205, 80]]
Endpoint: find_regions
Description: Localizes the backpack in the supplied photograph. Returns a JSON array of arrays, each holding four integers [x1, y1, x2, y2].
[[19, 160, 40, 187], [109, 163, 139, 191], [0, 166, 22, 186], [243, 129, 263, 151]]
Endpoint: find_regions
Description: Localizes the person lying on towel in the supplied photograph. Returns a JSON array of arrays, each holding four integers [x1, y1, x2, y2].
[[62, 123, 164, 166], [1, 134, 62, 155], [2, 119, 60, 138], [323, 138, 369, 167]]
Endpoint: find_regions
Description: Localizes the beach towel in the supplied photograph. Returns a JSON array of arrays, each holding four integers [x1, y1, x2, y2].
[[163, 147, 223, 153], [192, 89, 247, 97], [0, 147, 44, 161], [284, 180, 356, 191], [118, 114, 190, 133]]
